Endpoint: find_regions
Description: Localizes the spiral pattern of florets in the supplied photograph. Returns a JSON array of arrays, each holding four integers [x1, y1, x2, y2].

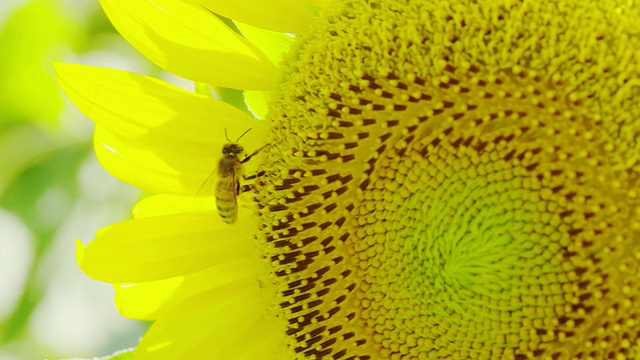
[[257, 1, 640, 358]]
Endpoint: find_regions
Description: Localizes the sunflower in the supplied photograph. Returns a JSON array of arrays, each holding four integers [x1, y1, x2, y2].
[[55, 0, 640, 359]]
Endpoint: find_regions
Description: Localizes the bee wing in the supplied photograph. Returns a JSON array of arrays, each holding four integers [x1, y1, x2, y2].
[[192, 169, 219, 213], [195, 169, 218, 198]]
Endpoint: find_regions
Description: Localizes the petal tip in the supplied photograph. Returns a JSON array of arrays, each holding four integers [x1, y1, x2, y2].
[[75, 239, 87, 267]]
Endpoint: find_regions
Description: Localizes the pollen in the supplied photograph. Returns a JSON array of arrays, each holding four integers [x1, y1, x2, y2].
[[256, 0, 640, 359]]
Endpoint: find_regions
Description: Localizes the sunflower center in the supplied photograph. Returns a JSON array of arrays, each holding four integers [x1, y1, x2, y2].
[[353, 141, 574, 356], [257, 0, 640, 359]]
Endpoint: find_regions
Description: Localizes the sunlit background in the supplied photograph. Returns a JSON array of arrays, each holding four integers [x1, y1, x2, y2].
[[0, 0, 195, 358]]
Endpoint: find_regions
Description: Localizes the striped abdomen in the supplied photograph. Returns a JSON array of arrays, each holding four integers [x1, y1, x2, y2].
[[216, 176, 238, 224]]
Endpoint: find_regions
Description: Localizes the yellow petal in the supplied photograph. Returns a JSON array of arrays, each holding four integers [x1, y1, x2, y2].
[[115, 277, 182, 321], [132, 194, 212, 218], [236, 22, 295, 67], [304, 0, 329, 6], [77, 213, 254, 283], [243, 90, 272, 119], [100, 0, 278, 90], [133, 282, 288, 360], [115, 257, 259, 320], [94, 125, 268, 195], [235, 22, 292, 120], [195, 0, 314, 33], [94, 126, 211, 195], [55, 63, 259, 157]]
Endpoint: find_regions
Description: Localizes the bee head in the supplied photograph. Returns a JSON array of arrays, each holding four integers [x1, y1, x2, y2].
[[222, 143, 243, 157]]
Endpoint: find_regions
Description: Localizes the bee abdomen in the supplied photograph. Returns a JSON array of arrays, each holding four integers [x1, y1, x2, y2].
[[216, 201, 237, 224], [216, 179, 238, 224]]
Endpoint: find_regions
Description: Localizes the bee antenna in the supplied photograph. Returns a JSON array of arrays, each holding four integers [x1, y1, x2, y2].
[[235, 128, 252, 142], [224, 128, 231, 142]]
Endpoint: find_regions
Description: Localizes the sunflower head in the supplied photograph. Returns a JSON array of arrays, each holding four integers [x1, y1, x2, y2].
[[255, 0, 640, 358], [56, 0, 640, 358]]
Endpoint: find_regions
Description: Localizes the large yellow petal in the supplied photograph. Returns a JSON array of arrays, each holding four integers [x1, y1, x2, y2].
[[115, 257, 259, 321], [195, 0, 314, 33], [133, 282, 288, 360], [94, 126, 211, 195], [76, 213, 254, 283], [100, 0, 278, 90], [55, 63, 259, 157], [94, 126, 268, 195], [132, 194, 212, 218]]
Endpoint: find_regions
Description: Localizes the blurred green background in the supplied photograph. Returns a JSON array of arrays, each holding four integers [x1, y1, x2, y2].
[[0, 0, 195, 358]]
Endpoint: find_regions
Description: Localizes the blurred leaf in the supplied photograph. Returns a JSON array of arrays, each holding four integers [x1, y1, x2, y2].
[[82, 5, 119, 50], [0, 0, 79, 125], [57, 348, 135, 360], [0, 1, 145, 358], [218, 87, 250, 115], [0, 143, 91, 231], [0, 143, 91, 343], [0, 123, 58, 193], [105, 349, 135, 360]]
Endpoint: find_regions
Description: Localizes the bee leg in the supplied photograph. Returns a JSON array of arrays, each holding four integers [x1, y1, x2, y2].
[[240, 184, 259, 194], [240, 144, 269, 164], [243, 170, 266, 181]]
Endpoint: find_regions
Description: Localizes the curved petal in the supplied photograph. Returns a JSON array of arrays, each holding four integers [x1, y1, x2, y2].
[[76, 213, 255, 283], [55, 63, 260, 157], [94, 125, 268, 195], [243, 90, 272, 120], [195, 0, 314, 33], [235, 22, 295, 67], [100, 0, 278, 90], [235, 22, 293, 119], [132, 194, 260, 222], [94, 126, 211, 195], [133, 283, 288, 360], [115, 257, 259, 320], [132, 194, 213, 218]]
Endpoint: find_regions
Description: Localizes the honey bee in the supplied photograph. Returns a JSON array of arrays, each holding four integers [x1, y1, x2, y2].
[[213, 128, 267, 224]]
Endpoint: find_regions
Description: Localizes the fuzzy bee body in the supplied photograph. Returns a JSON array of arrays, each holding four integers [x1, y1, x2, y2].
[[215, 145, 243, 224], [209, 128, 267, 224]]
